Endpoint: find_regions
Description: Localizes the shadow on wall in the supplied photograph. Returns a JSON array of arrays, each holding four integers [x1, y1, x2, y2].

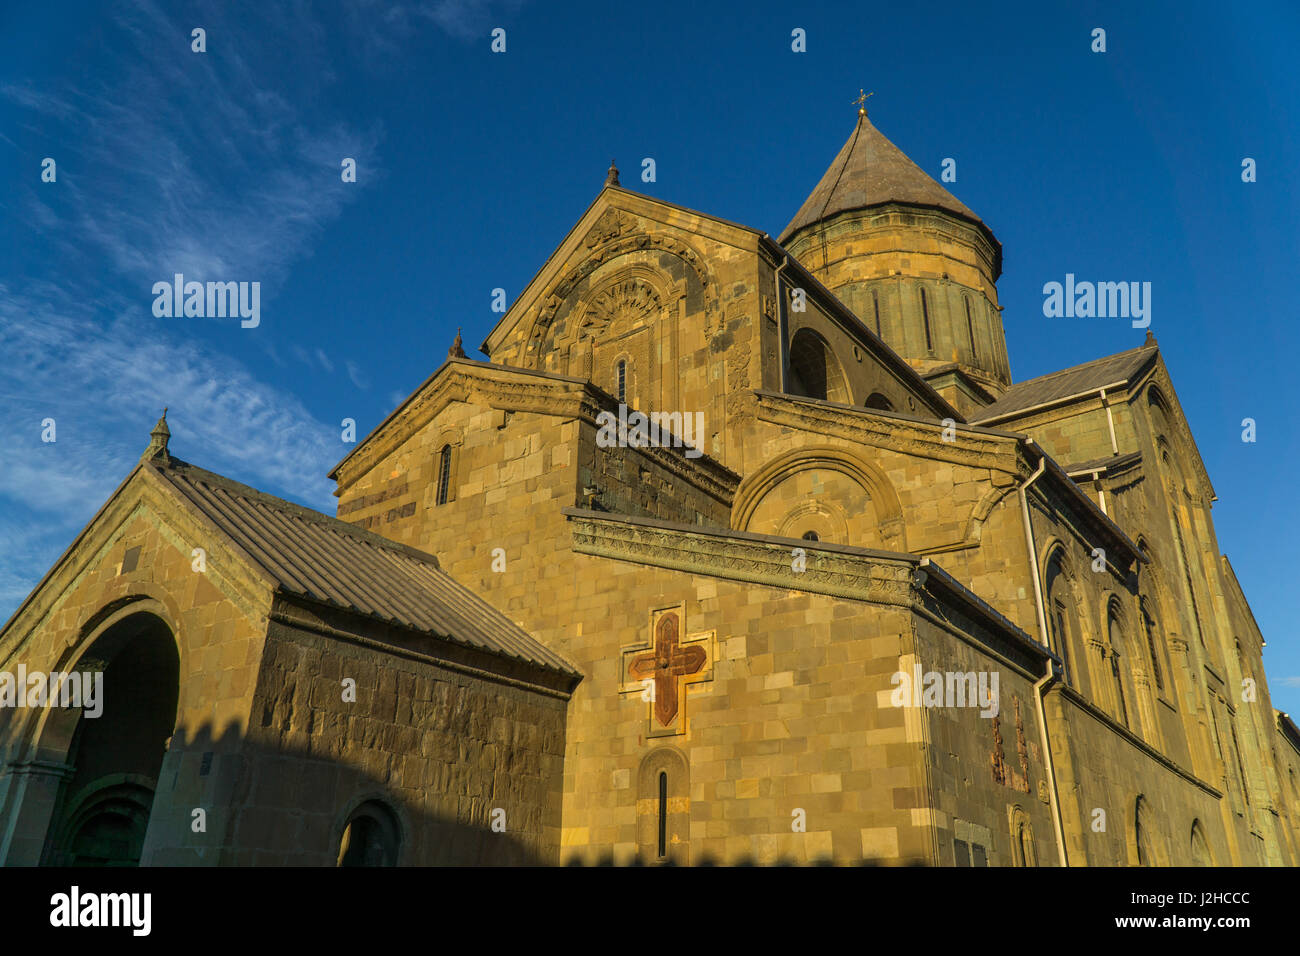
[[1, 606, 560, 867], [137, 721, 551, 867], [562, 852, 929, 866]]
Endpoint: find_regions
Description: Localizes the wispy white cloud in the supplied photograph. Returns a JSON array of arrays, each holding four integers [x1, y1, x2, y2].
[[346, 360, 369, 390], [342, 0, 528, 46], [0, 283, 343, 610], [0, 284, 339, 507], [421, 0, 525, 41], [5, 10, 383, 291], [0, 1, 384, 619]]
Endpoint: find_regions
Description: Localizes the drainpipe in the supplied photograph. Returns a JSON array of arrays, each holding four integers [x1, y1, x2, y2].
[[1091, 470, 1107, 516], [1018, 440, 1049, 645], [1034, 663, 1070, 867], [1019, 439, 1069, 866], [774, 255, 790, 392], [1099, 388, 1119, 456]]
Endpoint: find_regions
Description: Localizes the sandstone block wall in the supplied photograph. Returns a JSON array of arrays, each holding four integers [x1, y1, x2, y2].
[[216, 615, 569, 865]]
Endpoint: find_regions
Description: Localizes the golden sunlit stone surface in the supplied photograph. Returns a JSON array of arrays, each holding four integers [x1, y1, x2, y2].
[[2, 122, 1296, 867]]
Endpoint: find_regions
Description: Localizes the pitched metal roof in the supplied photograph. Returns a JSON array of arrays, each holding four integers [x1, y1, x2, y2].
[[1063, 450, 1142, 476], [973, 344, 1158, 424], [150, 457, 580, 679], [780, 112, 991, 244]]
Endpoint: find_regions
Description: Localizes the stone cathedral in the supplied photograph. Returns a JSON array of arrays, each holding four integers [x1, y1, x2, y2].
[[2, 107, 1297, 867]]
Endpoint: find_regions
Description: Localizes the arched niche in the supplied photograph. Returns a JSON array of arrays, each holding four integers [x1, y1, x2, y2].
[[524, 226, 714, 372], [539, 264, 681, 410], [1129, 794, 1165, 866], [1190, 819, 1212, 866], [1104, 596, 1133, 731], [731, 446, 905, 550], [1039, 542, 1086, 690], [1009, 805, 1038, 867], [788, 327, 850, 404]]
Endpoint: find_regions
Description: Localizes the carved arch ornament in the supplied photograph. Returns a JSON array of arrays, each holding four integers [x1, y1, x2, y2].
[[562, 268, 669, 349], [731, 445, 906, 550], [523, 221, 717, 363]]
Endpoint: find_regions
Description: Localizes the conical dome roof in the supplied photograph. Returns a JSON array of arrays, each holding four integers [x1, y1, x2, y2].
[[780, 111, 992, 247]]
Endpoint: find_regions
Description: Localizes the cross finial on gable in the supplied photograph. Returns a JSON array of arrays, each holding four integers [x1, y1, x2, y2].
[[144, 407, 171, 464], [853, 89, 874, 116]]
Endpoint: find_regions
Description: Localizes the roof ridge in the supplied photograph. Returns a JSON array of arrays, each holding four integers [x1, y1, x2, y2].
[[972, 343, 1161, 424], [1006, 342, 1157, 390]]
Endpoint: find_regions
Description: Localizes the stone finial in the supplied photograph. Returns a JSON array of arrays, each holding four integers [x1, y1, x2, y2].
[[1144, 329, 1156, 346], [605, 159, 620, 187], [144, 407, 170, 464], [448, 328, 466, 359]]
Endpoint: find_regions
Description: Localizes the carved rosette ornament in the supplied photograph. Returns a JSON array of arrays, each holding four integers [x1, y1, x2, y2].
[[525, 230, 715, 359], [579, 278, 661, 337]]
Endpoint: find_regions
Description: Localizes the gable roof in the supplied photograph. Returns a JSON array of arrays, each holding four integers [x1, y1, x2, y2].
[[150, 457, 580, 679], [780, 112, 994, 249], [973, 343, 1159, 425], [478, 183, 763, 360]]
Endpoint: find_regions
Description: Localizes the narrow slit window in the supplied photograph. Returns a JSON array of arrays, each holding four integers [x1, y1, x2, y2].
[[920, 288, 933, 352], [872, 290, 882, 337], [617, 360, 627, 405], [1108, 608, 1129, 729], [436, 445, 452, 505], [965, 297, 977, 360], [657, 771, 668, 858], [1230, 723, 1249, 804], [1143, 606, 1164, 693]]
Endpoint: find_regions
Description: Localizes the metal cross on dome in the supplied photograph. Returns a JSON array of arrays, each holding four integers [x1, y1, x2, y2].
[[853, 89, 874, 112]]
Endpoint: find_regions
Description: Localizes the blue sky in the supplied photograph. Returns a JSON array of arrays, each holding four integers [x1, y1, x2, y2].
[[1, 0, 1297, 710]]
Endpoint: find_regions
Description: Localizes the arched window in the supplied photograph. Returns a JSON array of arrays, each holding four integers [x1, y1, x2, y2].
[[872, 290, 882, 337], [1043, 551, 1076, 685], [1141, 599, 1164, 694], [638, 749, 689, 864], [965, 297, 977, 360], [864, 392, 894, 411], [1190, 820, 1211, 866], [337, 800, 401, 867], [1134, 796, 1153, 866], [616, 359, 627, 405], [1011, 808, 1037, 867], [919, 287, 933, 352], [801, 530, 819, 542], [1107, 601, 1130, 729], [788, 328, 849, 403], [436, 444, 452, 505], [1229, 720, 1250, 805], [657, 771, 668, 859]]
